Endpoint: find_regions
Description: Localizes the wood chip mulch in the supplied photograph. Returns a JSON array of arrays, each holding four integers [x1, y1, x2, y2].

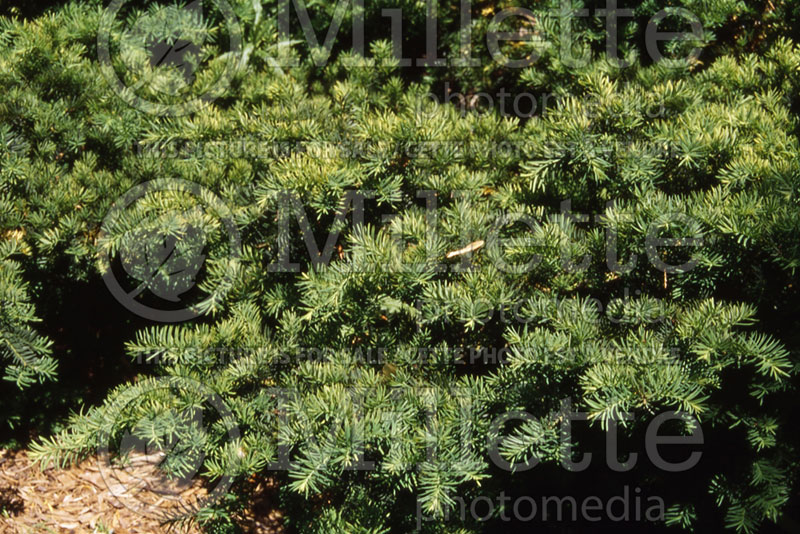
[[0, 449, 284, 534]]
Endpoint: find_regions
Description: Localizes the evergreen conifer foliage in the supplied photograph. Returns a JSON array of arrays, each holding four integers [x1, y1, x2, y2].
[[0, 0, 798, 532], [0, 238, 56, 389]]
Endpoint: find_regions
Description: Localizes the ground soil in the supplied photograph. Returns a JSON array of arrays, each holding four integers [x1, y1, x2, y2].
[[0, 449, 283, 534]]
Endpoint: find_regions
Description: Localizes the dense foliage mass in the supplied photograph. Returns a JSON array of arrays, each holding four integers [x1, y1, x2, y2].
[[1, 0, 799, 532]]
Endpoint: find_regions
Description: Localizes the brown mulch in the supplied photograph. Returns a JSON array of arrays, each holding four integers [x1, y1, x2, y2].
[[0, 449, 284, 534]]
